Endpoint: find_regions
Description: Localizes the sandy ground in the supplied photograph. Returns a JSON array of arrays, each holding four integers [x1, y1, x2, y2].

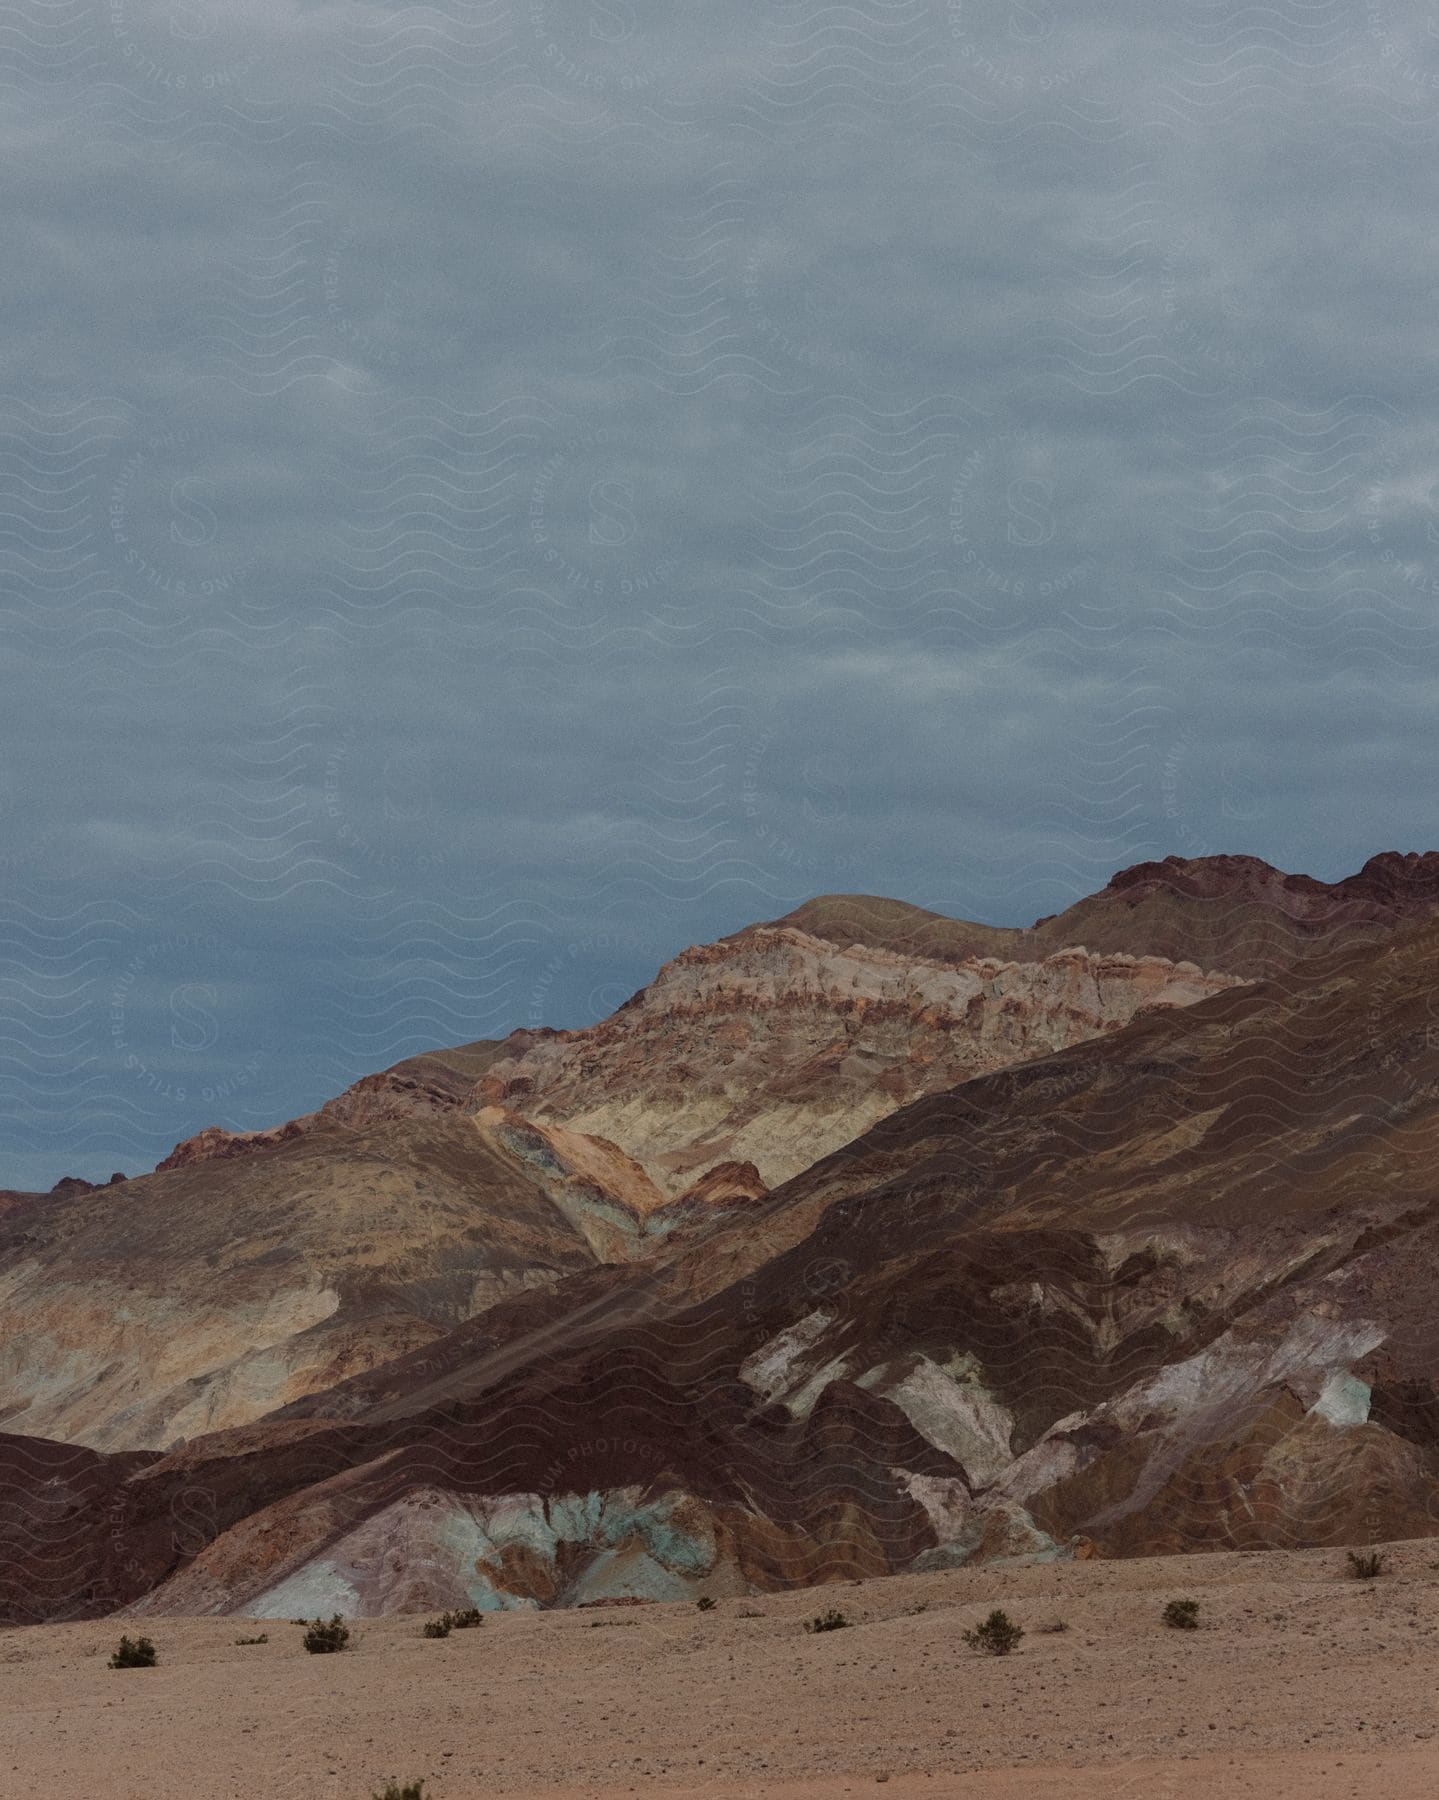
[[4, 1540, 1439, 1799]]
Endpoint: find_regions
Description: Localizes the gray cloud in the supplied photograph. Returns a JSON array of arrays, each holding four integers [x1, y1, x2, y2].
[[4, 0, 1439, 1184]]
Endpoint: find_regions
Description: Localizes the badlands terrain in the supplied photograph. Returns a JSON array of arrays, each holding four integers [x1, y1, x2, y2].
[[4, 851, 1439, 1637]]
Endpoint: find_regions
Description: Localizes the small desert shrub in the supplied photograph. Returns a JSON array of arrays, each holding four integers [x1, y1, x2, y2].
[[1347, 1549, 1389, 1580], [421, 1612, 482, 1641], [423, 1604, 484, 1637], [963, 1609, 1024, 1656], [805, 1608, 850, 1633], [234, 1632, 268, 1646], [109, 1635, 157, 1669], [1037, 1617, 1069, 1634], [1163, 1598, 1200, 1630], [301, 1614, 351, 1655], [696, 1595, 716, 1613], [372, 1784, 426, 1800]]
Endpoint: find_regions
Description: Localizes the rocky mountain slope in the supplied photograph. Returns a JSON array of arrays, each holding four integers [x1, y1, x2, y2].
[[150, 852, 1439, 1200], [4, 856, 1296, 1455], [475, 929, 1236, 1193], [777, 849, 1439, 976], [0, 1103, 731, 1454], [7, 878, 1439, 1622]]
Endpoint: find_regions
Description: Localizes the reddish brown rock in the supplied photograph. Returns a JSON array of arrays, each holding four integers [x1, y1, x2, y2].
[[156, 1119, 314, 1172], [674, 1161, 769, 1209]]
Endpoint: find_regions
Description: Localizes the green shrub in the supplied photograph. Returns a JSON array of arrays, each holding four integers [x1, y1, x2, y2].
[[421, 1604, 485, 1637], [109, 1635, 157, 1669], [963, 1609, 1024, 1656], [372, 1784, 426, 1800], [301, 1614, 351, 1655], [1347, 1549, 1388, 1580], [1163, 1598, 1200, 1630], [233, 1632, 268, 1646], [696, 1595, 716, 1613], [804, 1608, 850, 1633]]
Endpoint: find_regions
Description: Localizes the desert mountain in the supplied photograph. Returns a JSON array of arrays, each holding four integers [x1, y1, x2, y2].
[[0, 858, 1279, 1454], [775, 849, 1439, 976], [475, 929, 1235, 1194], [5, 858, 1439, 1621], [152, 851, 1439, 1200], [7, 852, 1438, 1464]]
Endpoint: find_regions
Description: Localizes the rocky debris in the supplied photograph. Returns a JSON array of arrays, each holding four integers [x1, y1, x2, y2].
[[51, 1172, 126, 1195]]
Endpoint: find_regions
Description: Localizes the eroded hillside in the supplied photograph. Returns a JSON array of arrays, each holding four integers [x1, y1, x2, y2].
[[7, 903, 1439, 1620]]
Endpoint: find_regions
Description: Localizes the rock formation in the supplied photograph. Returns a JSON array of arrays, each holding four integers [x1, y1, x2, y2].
[[476, 928, 1238, 1193], [7, 853, 1439, 1622]]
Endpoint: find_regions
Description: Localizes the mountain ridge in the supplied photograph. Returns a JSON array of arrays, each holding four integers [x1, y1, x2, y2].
[[6, 853, 1439, 1621]]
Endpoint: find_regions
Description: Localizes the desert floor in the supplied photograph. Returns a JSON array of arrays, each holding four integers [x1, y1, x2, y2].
[[4, 1540, 1439, 1799]]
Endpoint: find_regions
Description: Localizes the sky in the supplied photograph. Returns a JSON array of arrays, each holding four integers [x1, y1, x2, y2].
[[6, 0, 1439, 1186]]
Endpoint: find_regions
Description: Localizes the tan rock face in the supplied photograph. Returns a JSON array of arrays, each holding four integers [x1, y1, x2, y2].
[[478, 926, 1240, 1193], [0, 1116, 609, 1451]]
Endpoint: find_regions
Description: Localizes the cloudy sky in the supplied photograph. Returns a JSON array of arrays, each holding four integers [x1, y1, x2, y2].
[[6, 0, 1439, 1185]]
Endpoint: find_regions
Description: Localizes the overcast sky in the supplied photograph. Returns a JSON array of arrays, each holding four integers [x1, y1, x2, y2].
[[6, 1, 1439, 1186]]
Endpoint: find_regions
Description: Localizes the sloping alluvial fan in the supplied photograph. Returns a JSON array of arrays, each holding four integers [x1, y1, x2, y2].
[[4, 852, 1439, 1622]]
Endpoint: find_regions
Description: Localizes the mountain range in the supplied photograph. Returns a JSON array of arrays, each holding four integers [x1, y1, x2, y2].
[[5, 850, 1439, 1624]]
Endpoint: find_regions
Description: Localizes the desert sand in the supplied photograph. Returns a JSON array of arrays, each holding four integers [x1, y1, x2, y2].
[[3, 1540, 1438, 1799]]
